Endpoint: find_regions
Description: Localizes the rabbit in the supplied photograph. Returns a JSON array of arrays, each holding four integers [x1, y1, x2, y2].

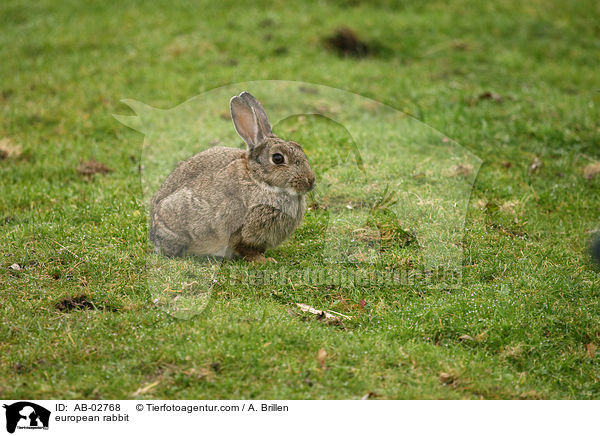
[[149, 91, 316, 262]]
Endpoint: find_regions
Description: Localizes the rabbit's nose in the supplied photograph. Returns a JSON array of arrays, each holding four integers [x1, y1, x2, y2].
[[307, 174, 316, 190]]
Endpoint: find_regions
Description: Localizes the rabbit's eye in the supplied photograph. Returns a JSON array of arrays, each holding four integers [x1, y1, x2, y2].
[[271, 153, 285, 165]]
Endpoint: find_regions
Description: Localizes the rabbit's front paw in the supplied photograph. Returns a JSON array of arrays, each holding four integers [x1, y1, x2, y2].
[[234, 243, 277, 263]]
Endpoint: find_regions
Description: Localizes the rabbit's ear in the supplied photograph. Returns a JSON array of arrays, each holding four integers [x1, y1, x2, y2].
[[240, 92, 272, 136], [230, 95, 263, 149]]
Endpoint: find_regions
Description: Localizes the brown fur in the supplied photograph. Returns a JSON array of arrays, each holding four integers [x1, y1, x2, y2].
[[150, 92, 315, 260]]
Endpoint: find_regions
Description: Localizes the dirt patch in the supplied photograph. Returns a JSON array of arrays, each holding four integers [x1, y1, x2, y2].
[[443, 163, 474, 178], [77, 159, 112, 176], [55, 294, 95, 312], [324, 27, 371, 57], [490, 223, 527, 238], [1, 89, 14, 101], [259, 18, 275, 28]]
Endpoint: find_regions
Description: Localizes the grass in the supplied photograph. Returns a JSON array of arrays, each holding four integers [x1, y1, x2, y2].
[[1, 0, 600, 399]]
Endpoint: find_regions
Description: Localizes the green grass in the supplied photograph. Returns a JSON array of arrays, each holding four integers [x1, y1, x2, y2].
[[1, 0, 600, 399]]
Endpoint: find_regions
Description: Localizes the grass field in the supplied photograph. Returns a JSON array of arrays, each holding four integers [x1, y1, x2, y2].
[[1, 0, 600, 399]]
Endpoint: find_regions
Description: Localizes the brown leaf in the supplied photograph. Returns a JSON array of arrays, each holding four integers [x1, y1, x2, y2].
[[500, 344, 523, 360], [583, 163, 600, 180], [77, 159, 112, 176], [9, 263, 21, 271], [182, 366, 213, 380], [586, 343, 596, 358], [478, 91, 503, 102], [499, 200, 520, 214], [458, 334, 474, 342], [317, 348, 327, 370], [0, 138, 22, 160], [439, 371, 457, 385]]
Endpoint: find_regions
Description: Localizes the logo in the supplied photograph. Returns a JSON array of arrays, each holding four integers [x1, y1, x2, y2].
[[3, 402, 50, 434]]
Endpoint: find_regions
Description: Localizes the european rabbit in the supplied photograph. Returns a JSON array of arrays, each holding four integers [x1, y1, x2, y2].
[[150, 92, 315, 262]]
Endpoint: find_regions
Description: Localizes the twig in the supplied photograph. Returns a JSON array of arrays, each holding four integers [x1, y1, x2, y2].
[[53, 240, 79, 258], [296, 303, 353, 321]]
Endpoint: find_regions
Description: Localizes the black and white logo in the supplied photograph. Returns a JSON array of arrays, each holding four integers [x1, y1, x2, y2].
[[3, 402, 50, 434]]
